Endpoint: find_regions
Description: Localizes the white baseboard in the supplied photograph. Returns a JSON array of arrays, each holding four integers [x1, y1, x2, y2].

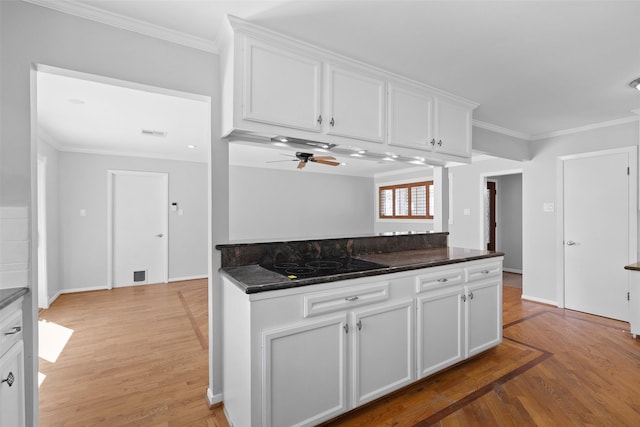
[[503, 268, 523, 274], [521, 294, 557, 306], [206, 387, 223, 406], [48, 285, 110, 306], [169, 275, 208, 282]]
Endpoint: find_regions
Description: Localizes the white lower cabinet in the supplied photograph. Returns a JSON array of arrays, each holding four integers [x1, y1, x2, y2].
[[351, 300, 414, 406], [262, 315, 349, 427], [466, 279, 502, 357], [262, 299, 414, 427], [417, 285, 465, 378], [417, 265, 503, 380], [222, 257, 502, 427], [0, 298, 25, 427]]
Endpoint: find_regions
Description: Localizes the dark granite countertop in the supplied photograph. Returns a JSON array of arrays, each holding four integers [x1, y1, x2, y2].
[[221, 247, 503, 294], [625, 262, 640, 271], [0, 287, 28, 310]]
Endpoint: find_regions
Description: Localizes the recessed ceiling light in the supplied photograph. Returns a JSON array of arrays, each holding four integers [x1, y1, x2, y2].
[[187, 144, 196, 149], [350, 153, 363, 157], [67, 98, 85, 105]]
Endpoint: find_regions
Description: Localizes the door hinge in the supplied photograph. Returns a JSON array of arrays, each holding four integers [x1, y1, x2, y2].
[[628, 291, 630, 301], [627, 167, 630, 175]]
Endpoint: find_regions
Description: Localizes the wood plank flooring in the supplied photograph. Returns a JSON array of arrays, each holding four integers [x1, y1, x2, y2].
[[39, 276, 640, 426]]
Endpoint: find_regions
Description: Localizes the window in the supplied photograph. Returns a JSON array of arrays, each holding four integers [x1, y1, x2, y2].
[[379, 181, 434, 219]]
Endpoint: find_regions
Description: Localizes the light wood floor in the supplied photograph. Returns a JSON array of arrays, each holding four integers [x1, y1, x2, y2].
[[39, 277, 640, 426]]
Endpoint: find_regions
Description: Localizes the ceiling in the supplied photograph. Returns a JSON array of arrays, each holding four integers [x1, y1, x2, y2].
[[32, 0, 640, 173]]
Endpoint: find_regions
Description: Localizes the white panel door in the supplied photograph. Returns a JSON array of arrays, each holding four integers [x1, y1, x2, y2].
[[352, 300, 414, 407], [112, 171, 168, 287], [564, 152, 629, 320]]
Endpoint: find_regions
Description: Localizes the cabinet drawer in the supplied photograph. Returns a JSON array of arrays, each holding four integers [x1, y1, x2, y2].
[[1, 308, 23, 356], [465, 262, 502, 282], [304, 282, 389, 318], [415, 268, 464, 293]]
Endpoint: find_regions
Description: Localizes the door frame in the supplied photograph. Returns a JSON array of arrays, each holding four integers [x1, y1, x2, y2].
[[107, 169, 169, 289], [556, 146, 637, 308], [37, 155, 49, 309], [478, 169, 523, 251], [486, 180, 497, 251]]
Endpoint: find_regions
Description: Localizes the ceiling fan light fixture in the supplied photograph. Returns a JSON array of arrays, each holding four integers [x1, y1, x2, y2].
[[629, 77, 640, 90]]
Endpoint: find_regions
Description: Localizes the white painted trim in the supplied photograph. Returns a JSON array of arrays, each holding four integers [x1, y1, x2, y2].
[[478, 169, 524, 251], [521, 294, 557, 306], [37, 156, 49, 309], [532, 115, 639, 141], [50, 145, 208, 164], [107, 170, 169, 289], [472, 120, 532, 141], [23, 0, 217, 53], [503, 268, 523, 274], [556, 146, 638, 310], [169, 275, 208, 282], [206, 387, 223, 406]]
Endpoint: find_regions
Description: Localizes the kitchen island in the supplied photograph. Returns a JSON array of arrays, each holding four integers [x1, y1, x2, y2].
[[217, 233, 503, 427]]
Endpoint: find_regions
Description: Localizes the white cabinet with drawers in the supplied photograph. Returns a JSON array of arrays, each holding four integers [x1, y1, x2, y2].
[[0, 297, 25, 427], [222, 257, 502, 427]]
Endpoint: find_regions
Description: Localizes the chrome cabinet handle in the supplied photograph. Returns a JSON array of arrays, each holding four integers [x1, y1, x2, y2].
[[4, 326, 21, 335], [461, 294, 467, 302], [330, 117, 335, 127], [430, 138, 436, 146], [469, 292, 474, 300], [437, 139, 443, 147], [481, 270, 490, 275], [2, 372, 15, 387], [566, 241, 576, 246], [345, 296, 359, 302], [357, 320, 362, 331], [156, 233, 164, 238], [317, 115, 323, 125], [437, 278, 448, 283], [344, 323, 349, 334]]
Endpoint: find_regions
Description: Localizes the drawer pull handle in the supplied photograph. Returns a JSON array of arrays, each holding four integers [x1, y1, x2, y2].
[[4, 326, 21, 335], [469, 292, 474, 300], [2, 372, 15, 387], [357, 320, 362, 331], [437, 278, 448, 283], [344, 323, 349, 334], [345, 296, 359, 302], [481, 270, 490, 274], [461, 294, 467, 302]]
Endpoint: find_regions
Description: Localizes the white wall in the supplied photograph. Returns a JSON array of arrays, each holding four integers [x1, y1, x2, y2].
[[57, 152, 208, 292], [450, 121, 638, 305], [0, 1, 224, 421], [494, 174, 522, 272], [374, 168, 435, 234], [37, 140, 61, 299], [229, 166, 374, 240]]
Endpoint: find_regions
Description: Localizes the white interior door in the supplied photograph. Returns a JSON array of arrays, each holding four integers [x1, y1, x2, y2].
[[564, 152, 629, 321], [111, 171, 168, 287]]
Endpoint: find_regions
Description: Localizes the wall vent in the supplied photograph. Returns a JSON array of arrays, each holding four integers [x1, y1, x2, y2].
[[133, 270, 147, 283], [141, 129, 167, 137]]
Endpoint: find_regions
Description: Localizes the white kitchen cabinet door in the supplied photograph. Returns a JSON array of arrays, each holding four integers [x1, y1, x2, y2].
[[243, 38, 323, 132], [351, 300, 414, 407], [388, 83, 434, 150], [465, 279, 502, 358], [325, 64, 386, 143], [416, 286, 465, 378], [0, 341, 25, 427], [433, 97, 473, 158], [262, 314, 348, 427]]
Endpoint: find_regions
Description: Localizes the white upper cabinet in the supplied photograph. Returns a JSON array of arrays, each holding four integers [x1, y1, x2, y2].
[[388, 82, 435, 149], [325, 64, 386, 143], [434, 97, 473, 158], [222, 16, 478, 163], [243, 38, 323, 132]]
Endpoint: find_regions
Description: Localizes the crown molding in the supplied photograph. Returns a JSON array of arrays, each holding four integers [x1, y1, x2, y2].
[[472, 120, 533, 141], [23, 0, 218, 53], [531, 115, 640, 141]]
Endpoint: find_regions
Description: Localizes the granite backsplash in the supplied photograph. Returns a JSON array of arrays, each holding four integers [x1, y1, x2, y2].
[[216, 232, 448, 268]]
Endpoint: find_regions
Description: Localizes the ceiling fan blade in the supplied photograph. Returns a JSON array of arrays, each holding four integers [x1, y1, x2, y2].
[[266, 159, 297, 163], [312, 159, 340, 166], [297, 161, 307, 169], [312, 155, 337, 161]]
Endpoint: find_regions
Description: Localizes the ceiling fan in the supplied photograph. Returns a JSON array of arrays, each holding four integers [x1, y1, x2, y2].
[[268, 152, 341, 169]]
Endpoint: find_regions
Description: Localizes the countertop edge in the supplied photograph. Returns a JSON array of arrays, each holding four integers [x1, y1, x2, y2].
[[0, 287, 29, 310], [222, 251, 504, 294]]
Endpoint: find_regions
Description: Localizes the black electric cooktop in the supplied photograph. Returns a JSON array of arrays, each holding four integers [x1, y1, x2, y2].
[[260, 257, 388, 280]]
